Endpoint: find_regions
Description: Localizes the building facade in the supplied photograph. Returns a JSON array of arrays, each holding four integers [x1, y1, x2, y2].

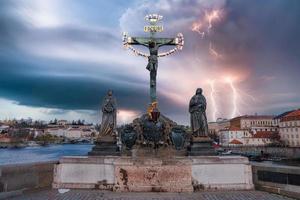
[[45, 125, 96, 139], [279, 109, 300, 147], [208, 118, 230, 136], [220, 115, 279, 146]]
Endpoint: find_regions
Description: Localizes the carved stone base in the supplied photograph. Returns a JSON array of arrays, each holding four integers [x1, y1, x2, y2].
[[53, 156, 254, 191], [88, 137, 120, 156], [188, 136, 216, 156], [114, 157, 193, 192]]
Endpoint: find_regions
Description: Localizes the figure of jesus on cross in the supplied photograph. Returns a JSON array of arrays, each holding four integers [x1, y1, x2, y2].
[[123, 14, 184, 105]]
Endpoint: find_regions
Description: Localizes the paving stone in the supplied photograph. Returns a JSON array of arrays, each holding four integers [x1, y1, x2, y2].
[[7, 190, 295, 200]]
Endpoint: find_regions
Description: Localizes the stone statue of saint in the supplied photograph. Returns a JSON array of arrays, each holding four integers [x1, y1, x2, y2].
[[99, 90, 117, 138], [189, 88, 208, 137]]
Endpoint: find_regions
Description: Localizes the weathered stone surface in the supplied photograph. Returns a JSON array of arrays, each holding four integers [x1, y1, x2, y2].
[[0, 161, 56, 199], [191, 156, 254, 190], [53, 156, 254, 192], [114, 157, 193, 192], [252, 162, 300, 200], [52, 156, 116, 189]]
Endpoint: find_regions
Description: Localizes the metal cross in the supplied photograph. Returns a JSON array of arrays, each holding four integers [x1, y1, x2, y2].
[[123, 14, 184, 104]]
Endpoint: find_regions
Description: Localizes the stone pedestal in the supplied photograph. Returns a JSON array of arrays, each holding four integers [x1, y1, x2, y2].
[[88, 137, 120, 156], [53, 155, 254, 192], [188, 137, 216, 156], [114, 157, 193, 192]]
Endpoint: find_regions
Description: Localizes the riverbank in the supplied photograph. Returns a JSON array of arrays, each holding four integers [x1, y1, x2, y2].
[[0, 139, 93, 149]]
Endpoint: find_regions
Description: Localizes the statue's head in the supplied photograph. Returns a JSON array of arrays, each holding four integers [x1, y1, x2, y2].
[[149, 41, 156, 48], [107, 90, 113, 96], [196, 88, 203, 95]]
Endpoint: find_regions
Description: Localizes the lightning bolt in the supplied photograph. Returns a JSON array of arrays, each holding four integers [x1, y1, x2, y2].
[[205, 10, 221, 33], [224, 77, 240, 118], [209, 42, 222, 59], [191, 9, 222, 37], [191, 9, 223, 60], [191, 21, 205, 38], [208, 80, 217, 121]]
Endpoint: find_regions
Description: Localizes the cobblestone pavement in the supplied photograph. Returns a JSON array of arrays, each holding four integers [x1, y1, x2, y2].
[[8, 190, 295, 200]]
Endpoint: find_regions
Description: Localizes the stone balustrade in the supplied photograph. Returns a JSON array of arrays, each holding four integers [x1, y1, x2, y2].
[[0, 161, 57, 199], [252, 162, 300, 199]]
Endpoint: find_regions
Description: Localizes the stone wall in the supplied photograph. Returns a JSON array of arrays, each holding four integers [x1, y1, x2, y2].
[[225, 146, 300, 158], [191, 156, 254, 190], [252, 163, 300, 200], [53, 156, 254, 192], [0, 161, 57, 199]]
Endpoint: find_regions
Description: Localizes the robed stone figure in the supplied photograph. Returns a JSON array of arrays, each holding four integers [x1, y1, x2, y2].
[[89, 90, 119, 155], [189, 88, 208, 137], [98, 90, 117, 139]]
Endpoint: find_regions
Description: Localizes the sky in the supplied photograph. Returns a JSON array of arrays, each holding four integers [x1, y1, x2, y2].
[[0, 0, 299, 125]]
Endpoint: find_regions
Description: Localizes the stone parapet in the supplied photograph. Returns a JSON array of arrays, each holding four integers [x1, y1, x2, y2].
[[191, 156, 254, 190], [252, 162, 300, 200], [53, 155, 254, 192], [0, 161, 57, 199]]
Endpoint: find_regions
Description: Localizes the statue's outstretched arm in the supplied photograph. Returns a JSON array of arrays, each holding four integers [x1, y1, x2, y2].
[[129, 37, 149, 47], [157, 38, 176, 47]]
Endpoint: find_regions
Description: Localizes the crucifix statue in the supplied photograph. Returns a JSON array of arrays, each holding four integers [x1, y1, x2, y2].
[[123, 14, 184, 104]]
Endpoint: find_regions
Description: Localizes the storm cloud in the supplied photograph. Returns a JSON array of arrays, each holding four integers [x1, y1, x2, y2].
[[0, 0, 300, 124]]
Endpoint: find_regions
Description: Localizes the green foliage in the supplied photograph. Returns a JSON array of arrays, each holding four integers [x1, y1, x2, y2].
[[35, 134, 57, 143]]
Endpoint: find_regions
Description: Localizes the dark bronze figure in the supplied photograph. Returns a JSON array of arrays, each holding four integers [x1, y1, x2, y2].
[[128, 38, 176, 103], [189, 88, 209, 137]]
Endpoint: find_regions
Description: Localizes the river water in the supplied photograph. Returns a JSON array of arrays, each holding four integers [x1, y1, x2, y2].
[[0, 144, 93, 165]]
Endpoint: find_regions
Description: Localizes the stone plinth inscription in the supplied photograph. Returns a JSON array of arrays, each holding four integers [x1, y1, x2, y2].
[[114, 158, 193, 192]]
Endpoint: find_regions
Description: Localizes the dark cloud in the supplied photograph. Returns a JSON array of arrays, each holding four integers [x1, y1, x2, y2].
[[0, 0, 300, 124], [0, 56, 185, 117]]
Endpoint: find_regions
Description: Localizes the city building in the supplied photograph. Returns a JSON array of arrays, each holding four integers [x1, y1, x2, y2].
[[230, 115, 277, 132], [0, 125, 10, 133], [58, 120, 68, 126], [220, 115, 279, 146], [208, 118, 230, 136], [45, 125, 96, 139], [279, 109, 300, 147]]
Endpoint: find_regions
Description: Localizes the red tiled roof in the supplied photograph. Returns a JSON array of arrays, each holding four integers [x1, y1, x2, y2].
[[253, 131, 278, 138], [229, 139, 243, 144], [281, 109, 300, 122]]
